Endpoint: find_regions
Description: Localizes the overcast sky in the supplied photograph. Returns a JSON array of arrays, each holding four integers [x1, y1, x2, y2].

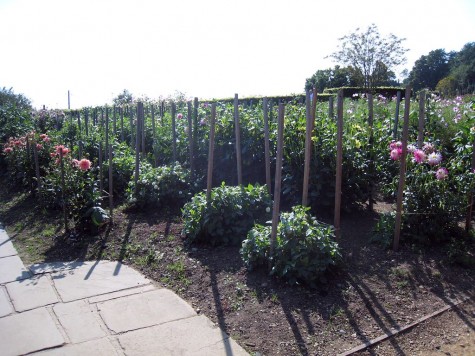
[[1, 0, 474, 109]]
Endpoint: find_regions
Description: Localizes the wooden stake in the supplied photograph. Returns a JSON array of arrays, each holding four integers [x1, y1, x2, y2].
[[187, 101, 194, 176], [393, 91, 401, 139], [328, 96, 334, 119], [99, 143, 103, 202], [270, 103, 285, 261], [141, 103, 146, 157], [33, 141, 41, 196], [334, 89, 344, 239], [113, 106, 117, 136], [171, 102, 177, 163], [465, 137, 475, 231], [234, 94, 243, 186], [120, 107, 124, 142], [109, 143, 113, 222], [85, 109, 89, 137], [393, 86, 412, 251], [134, 103, 142, 196], [263, 97, 271, 194], [105, 107, 109, 158], [302, 88, 317, 206], [206, 103, 217, 203], [129, 105, 134, 148], [417, 90, 425, 148], [59, 152, 68, 232], [368, 93, 374, 212]]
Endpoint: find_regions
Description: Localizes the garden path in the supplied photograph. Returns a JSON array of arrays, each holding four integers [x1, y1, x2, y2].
[[0, 225, 248, 356]]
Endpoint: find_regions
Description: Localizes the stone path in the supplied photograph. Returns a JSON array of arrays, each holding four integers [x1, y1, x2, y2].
[[0, 226, 249, 356]]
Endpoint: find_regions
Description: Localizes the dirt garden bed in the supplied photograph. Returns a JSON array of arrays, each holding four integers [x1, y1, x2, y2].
[[0, 175, 473, 355]]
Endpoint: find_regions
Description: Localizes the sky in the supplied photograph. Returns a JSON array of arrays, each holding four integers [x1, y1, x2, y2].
[[1, 0, 474, 109]]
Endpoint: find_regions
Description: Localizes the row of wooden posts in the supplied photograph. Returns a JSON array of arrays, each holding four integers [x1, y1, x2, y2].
[[32, 88, 474, 250]]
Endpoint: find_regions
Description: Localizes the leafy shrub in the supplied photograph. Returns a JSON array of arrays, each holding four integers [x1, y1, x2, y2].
[[102, 142, 135, 197], [241, 205, 341, 287], [371, 212, 396, 249], [126, 162, 191, 208], [182, 183, 272, 246]]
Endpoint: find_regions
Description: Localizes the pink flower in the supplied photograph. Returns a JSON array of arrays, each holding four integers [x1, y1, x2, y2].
[[200, 118, 207, 126], [55, 145, 69, 156], [389, 141, 402, 150], [177, 113, 183, 119], [422, 142, 435, 154], [78, 158, 91, 171], [436, 167, 448, 180], [407, 144, 416, 153], [72, 159, 79, 168], [3, 147, 13, 154], [390, 148, 402, 160], [427, 152, 442, 166], [413, 149, 426, 164], [36, 144, 43, 150], [43, 136, 51, 143]]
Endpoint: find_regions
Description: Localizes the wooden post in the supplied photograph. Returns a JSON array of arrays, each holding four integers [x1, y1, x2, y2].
[[393, 91, 401, 139], [84, 109, 89, 137], [109, 144, 113, 222], [134, 103, 142, 195], [113, 106, 117, 136], [105, 107, 109, 158], [465, 137, 475, 231], [368, 93, 374, 212], [187, 101, 194, 176], [270, 103, 285, 261], [334, 89, 344, 239], [206, 103, 217, 203], [234, 94, 243, 185], [33, 141, 41, 196], [393, 86, 412, 251], [120, 107, 124, 142], [59, 152, 68, 232], [130, 105, 134, 148], [77, 111, 81, 136], [141, 104, 146, 157], [417, 90, 425, 148], [151, 105, 157, 166], [171, 102, 177, 163], [302, 88, 317, 206], [263, 97, 271, 194], [329, 96, 334, 119], [99, 143, 103, 201], [193, 97, 199, 166]]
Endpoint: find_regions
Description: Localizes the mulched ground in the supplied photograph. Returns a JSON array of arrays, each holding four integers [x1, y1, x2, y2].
[[1, 177, 474, 355]]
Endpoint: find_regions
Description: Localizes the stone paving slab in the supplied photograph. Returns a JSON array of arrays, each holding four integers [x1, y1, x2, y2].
[[0, 286, 14, 317], [0, 254, 32, 284], [6, 274, 59, 312], [53, 299, 108, 343], [0, 307, 65, 356], [31, 337, 121, 355], [0, 228, 9, 243], [88, 283, 156, 303], [0, 239, 17, 258], [29, 261, 89, 275], [98, 288, 196, 333], [118, 314, 249, 356], [49, 261, 151, 302]]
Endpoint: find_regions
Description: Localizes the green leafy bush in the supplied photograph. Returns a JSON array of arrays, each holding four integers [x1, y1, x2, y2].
[[241, 205, 341, 287], [182, 183, 272, 246], [126, 162, 191, 208]]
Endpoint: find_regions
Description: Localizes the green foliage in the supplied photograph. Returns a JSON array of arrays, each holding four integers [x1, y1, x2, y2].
[[241, 206, 341, 287], [126, 162, 192, 209], [182, 183, 272, 246], [305, 65, 362, 92], [0, 87, 33, 144], [371, 212, 395, 249]]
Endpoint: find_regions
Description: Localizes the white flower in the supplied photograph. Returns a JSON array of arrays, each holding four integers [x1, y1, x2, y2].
[[179, 191, 183, 195], [266, 207, 271, 213]]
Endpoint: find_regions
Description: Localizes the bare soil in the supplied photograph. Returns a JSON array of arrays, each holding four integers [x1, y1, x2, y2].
[[1, 176, 474, 356]]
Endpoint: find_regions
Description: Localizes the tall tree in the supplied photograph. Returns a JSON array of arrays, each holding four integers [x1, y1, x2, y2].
[[450, 42, 475, 90], [305, 65, 361, 92], [407, 49, 453, 91], [328, 24, 408, 90]]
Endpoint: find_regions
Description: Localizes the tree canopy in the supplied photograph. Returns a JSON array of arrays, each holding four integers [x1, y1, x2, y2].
[[328, 24, 408, 90], [406, 49, 453, 91]]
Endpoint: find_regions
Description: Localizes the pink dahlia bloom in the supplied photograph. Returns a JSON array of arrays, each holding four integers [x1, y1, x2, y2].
[[3, 147, 13, 154], [413, 149, 426, 164], [177, 113, 183, 119], [389, 141, 402, 150], [435, 167, 448, 180], [78, 158, 92, 171], [427, 152, 442, 166], [390, 148, 402, 160]]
